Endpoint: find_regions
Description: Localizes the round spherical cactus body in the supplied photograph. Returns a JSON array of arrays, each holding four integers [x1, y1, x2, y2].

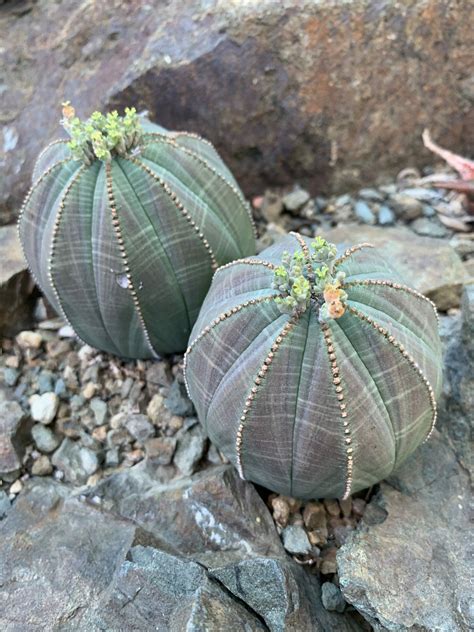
[[18, 105, 256, 358], [184, 232, 442, 499]]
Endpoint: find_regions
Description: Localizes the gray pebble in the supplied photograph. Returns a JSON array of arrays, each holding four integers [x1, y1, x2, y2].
[[390, 193, 423, 220], [31, 424, 60, 453], [174, 423, 206, 476], [125, 414, 155, 445], [321, 582, 346, 613], [358, 188, 384, 202], [105, 447, 120, 468], [51, 438, 99, 485], [335, 193, 351, 207], [70, 394, 85, 411], [282, 188, 310, 213], [31, 454, 53, 476], [2, 368, 19, 387], [422, 204, 436, 217], [37, 370, 54, 394], [354, 200, 376, 224], [120, 377, 134, 399], [281, 525, 311, 555], [410, 217, 448, 238], [89, 398, 108, 426], [54, 378, 67, 399], [378, 205, 395, 226], [164, 379, 194, 417]]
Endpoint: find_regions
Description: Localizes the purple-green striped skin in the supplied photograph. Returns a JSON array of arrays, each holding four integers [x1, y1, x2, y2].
[[18, 121, 256, 358], [184, 233, 442, 500]]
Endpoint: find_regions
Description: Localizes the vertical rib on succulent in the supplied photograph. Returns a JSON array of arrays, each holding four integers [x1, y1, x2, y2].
[[236, 318, 297, 479], [183, 294, 279, 397], [344, 279, 439, 324], [126, 156, 218, 271], [142, 132, 257, 239], [47, 165, 87, 339], [105, 163, 160, 358], [321, 322, 354, 499], [347, 304, 438, 440]]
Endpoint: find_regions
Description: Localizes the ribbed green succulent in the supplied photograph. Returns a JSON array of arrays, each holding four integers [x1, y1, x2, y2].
[[184, 232, 442, 499], [18, 104, 256, 358]]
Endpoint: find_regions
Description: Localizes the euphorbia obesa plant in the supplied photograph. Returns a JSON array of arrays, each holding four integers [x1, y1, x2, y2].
[[184, 233, 442, 499], [18, 104, 256, 358]]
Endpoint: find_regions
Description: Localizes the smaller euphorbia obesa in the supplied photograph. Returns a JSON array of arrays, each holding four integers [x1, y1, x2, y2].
[[184, 233, 443, 500], [18, 104, 256, 358]]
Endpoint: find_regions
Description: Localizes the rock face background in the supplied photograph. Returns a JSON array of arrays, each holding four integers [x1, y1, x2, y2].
[[1, 0, 473, 223]]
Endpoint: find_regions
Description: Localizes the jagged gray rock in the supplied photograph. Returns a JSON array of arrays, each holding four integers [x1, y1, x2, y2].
[[0, 398, 31, 475], [0, 479, 135, 630]]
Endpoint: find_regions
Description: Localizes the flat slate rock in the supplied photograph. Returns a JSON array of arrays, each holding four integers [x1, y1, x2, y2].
[[323, 224, 467, 310]]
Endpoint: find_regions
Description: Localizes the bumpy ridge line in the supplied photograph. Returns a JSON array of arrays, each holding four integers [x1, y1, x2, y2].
[[143, 132, 257, 241], [127, 156, 218, 271], [347, 305, 437, 441], [235, 318, 297, 479], [183, 294, 280, 398], [105, 162, 160, 358]]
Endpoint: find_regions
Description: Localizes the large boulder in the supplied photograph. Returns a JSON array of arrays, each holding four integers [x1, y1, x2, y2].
[[1, 0, 472, 223]]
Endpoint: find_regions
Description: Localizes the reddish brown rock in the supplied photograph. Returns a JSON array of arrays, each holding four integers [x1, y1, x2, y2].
[[1, 0, 472, 223]]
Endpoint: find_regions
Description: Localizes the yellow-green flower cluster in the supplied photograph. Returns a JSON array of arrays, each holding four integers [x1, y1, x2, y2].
[[273, 237, 346, 318], [61, 103, 142, 164]]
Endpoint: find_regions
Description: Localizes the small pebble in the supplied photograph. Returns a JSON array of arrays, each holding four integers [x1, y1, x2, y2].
[[321, 582, 346, 613], [410, 217, 448, 238], [31, 424, 60, 453], [323, 499, 341, 517], [358, 188, 384, 202], [9, 480, 23, 495], [145, 436, 176, 465], [354, 200, 376, 224], [30, 392, 59, 425], [271, 496, 290, 527], [16, 331, 42, 349], [31, 455, 53, 476], [82, 382, 97, 400], [2, 367, 19, 387], [281, 525, 311, 555], [89, 398, 108, 426], [125, 414, 155, 445], [282, 188, 310, 213], [378, 204, 395, 225], [390, 193, 423, 220], [303, 501, 327, 530]]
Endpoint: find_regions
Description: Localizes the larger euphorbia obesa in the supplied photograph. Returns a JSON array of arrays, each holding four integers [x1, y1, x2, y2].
[[18, 104, 256, 358], [184, 233, 442, 499]]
